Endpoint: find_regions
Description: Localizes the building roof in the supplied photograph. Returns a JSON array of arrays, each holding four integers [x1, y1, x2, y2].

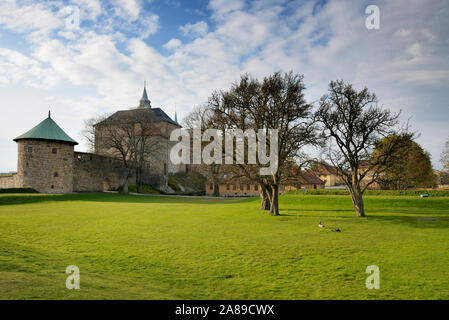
[[296, 170, 325, 185], [313, 164, 338, 175], [96, 107, 180, 127], [97, 87, 179, 127], [14, 113, 78, 145]]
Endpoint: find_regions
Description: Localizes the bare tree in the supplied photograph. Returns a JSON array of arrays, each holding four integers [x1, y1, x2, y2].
[[315, 80, 412, 217], [133, 110, 167, 193], [441, 136, 449, 173], [182, 105, 221, 196], [81, 113, 110, 152], [83, 109, 164, 194], [209, 72, 319, 215], [94, 119, 139, 193]]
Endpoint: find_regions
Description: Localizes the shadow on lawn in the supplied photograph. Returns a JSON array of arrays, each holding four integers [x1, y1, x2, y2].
[[366, 215, 449, 229], [0, 193, 249, 206]]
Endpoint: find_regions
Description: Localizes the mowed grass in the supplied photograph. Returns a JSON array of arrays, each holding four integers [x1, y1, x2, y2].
[[0, 193, 448, 300]]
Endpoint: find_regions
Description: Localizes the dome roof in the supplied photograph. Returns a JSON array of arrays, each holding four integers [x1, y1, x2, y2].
[[14, 113, 78, 145]]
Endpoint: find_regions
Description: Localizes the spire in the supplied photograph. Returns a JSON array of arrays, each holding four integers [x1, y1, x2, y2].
[[174, 104, 178, 123], [139, 82, 152, 108], [48, 110, 51, 118]]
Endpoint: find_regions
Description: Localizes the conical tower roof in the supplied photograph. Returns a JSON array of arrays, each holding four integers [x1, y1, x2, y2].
[[14, 112, 78, 145], [139, 85, 152, 108]]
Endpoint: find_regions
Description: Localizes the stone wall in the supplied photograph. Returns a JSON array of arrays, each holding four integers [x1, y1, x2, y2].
[[18, 140, 74, 193], [73, 152, 133, 192], [0, 174, 21, 189]]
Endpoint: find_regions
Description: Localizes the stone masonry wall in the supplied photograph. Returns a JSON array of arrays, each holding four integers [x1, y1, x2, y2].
[[18, 140, 74, 193], [0, 174, 21, 189], [73, 152, 134, 192]]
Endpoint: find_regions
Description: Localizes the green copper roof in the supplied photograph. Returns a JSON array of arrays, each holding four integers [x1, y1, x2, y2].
[[14, 113, 78, 145]]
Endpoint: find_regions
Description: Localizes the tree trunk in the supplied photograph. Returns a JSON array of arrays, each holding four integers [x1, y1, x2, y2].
[[349, 187, 365, 217], [136, 167, 143, 193], [269, 184, 280, 216], [260, 184, 271, 210], [122, 170, 131, 194], [213, 181, 220, 197]]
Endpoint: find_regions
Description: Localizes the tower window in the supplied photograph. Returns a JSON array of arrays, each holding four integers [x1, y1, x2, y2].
[[52, 148, 57, 154], [164, 163, 167, 175], [54, 172, 59, 177], [27, 147, 32, 153]]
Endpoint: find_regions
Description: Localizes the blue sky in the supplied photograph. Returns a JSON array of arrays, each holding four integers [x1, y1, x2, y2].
[[0, 0, 448, 172]]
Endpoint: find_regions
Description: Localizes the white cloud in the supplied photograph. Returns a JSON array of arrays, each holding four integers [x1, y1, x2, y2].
[[209, 0, 245, 18], [72, 0, 102, 21], [0, 48, 59, 87], [164, 38, 182, 50], [179, 21, 208, 37], [113, 0, 141, 21], [0, 0, 62, 36]]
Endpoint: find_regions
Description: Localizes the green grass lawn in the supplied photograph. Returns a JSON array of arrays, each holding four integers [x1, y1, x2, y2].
[[0, 193, 448, 300]]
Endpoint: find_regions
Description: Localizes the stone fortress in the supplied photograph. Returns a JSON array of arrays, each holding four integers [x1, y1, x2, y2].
[[0, 87, 184, 193]]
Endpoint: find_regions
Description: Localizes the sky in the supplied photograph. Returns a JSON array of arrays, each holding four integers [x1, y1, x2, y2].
[[0, 0, 448, 172]]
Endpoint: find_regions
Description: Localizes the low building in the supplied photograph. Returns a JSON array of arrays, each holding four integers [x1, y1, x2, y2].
[[359, 160, 381, 190], [206, 170, 325, 197], [312, 164, 344, 187]]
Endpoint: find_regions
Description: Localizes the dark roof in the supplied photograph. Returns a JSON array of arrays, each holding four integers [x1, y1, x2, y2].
[[14, 115, 78, 145], [297, 170, 325, 185], [314, 164, 338, 175], [96, 107, 180, 127]]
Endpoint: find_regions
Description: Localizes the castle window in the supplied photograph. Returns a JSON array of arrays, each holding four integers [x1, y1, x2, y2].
[[226, 184, 230, 190], [240, 185, 244, 191], [27, 147, 32, 153], [254, 185, 258, 191], [52, 148, 57, 154], [54, 172, 59, 177], [209, 183, 213, 190], [233, 185, 236, 191], [164, 163, 167, 175]]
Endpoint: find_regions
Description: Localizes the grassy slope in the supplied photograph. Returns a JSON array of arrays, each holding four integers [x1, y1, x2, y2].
[[0, 193, 448, 300]]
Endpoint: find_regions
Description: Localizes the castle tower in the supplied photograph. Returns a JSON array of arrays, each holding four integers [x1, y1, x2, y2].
[[138, 85, 152, 108], [13, 112, 78, 193]]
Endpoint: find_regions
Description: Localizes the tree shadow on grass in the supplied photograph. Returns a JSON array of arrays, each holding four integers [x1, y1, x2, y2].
[[277, 209, 449, 229], [0, 193, 250, 207], [366, 214, 449, 229]]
